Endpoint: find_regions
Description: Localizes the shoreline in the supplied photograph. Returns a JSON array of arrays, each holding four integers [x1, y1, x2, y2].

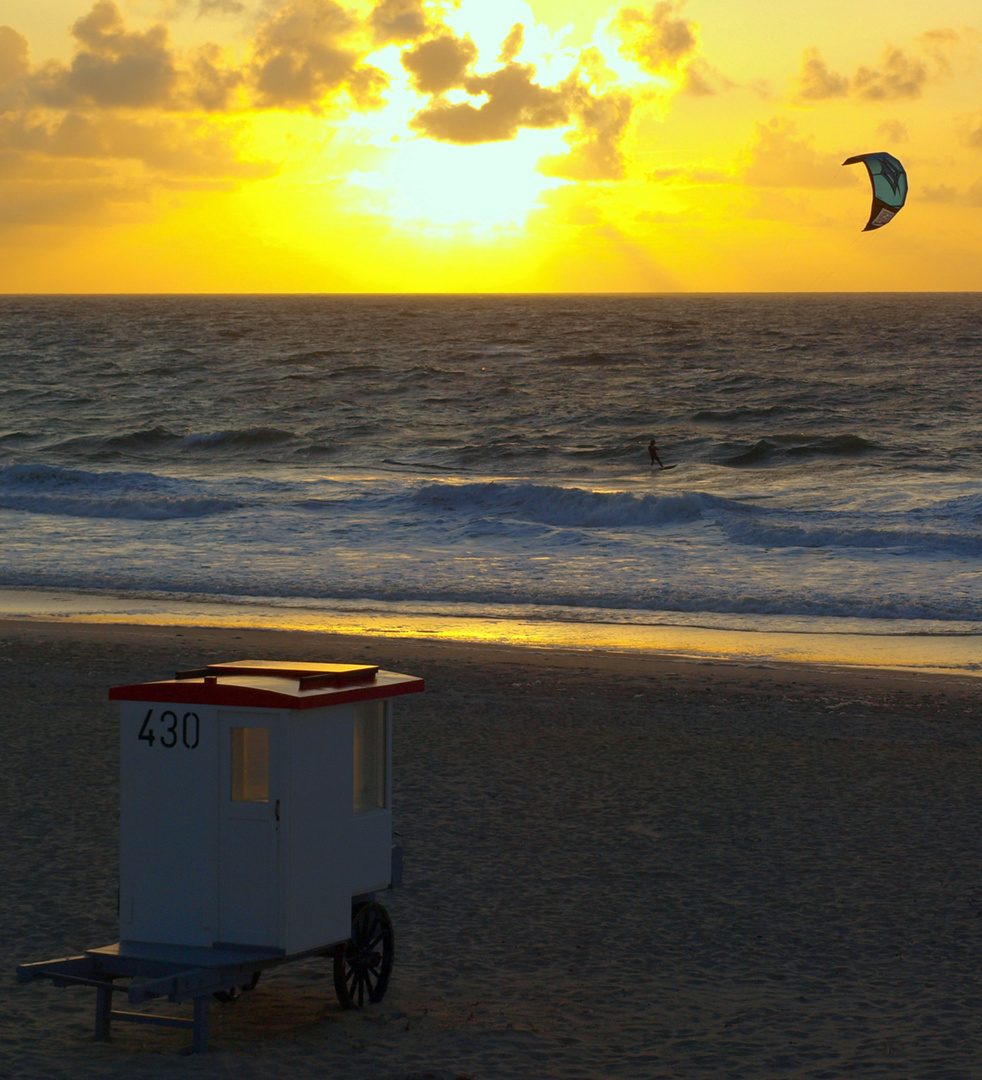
[[1, 587, 981, 680], [1, 615, 980, 699]]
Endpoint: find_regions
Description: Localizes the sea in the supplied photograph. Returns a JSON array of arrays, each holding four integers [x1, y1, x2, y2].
[[2, 292, 981, 673]]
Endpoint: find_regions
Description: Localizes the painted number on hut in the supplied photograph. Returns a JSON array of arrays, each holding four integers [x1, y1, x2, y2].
[[138, 709, 201, 749]]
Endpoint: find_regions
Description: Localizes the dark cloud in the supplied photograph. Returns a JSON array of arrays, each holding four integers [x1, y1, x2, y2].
[[852, 46, 927, 100], [613, 2, 698, 74], [915, 26, 982, 76], [876, 118, 908, 144], [0, 172, 133, 230], [0, 2, 275, 228], [31, 0, 178, 109], [369, 0, 429, 46], [796, 41, 940, 105], [251, 0, 387, 108], [919, 178, 982, 207], [409, 62, 568, 144], [796, 47, 848, 101], [198, 0, 247, 14], [963, 112, 982, 148], [921, 183, 958, 203], [540, 88, 633, 180], [1, 0, 716, 211], [186, 43, 244, 110], [0, 25, 30, 111], [681, 57, 730, 96], [401, 28, 641, 178], [0, 110, 274, 178], [0, 25, 30, 84], [401, 33, 477, 95], [499, 23, 524, 64]]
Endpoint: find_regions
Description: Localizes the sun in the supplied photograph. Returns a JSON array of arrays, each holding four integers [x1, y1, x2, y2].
[[349, 130, 568, 232]]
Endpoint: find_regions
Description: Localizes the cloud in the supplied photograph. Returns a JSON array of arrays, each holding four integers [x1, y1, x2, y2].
[[0, 2, 278, 231], [612, 2, 698, 74], [540, 87, 633, 180], [793, 32, 974, 105], [365, 0, 427, 45], [251, 0, 387, 109], [400, 7, 713, 179], [635, 208, 692, 223], [876, 118, 908, 143], [401, 28, 639, 180], [401, 32, 477, 95], [646, 164, 731, 184], [919, 178, 982, 207], [409, 61, 569, 144], [151, 0, 246, 18], [795, 47, 848, 101], [185, 43, 245, 110], [921, 183, 958, 203], [681, 57, 730, 96], [0, 25, 31, 111], [198, 0, 247, 14], [645, 119, 850, 191], [0, 109, 274, 178], [916, 26, 982, 74], [1, 0, 717, 225], [852, 46, 927, 100], [31, 0, 178, 109], [0, 105, 276, 236], [19, 1, 246, 113], [960, 111, 982, 149], [740, 118, 853, 188], [0, 25, 30, 84], [369, 0, 430, 46], [498, 23, 524, 64]]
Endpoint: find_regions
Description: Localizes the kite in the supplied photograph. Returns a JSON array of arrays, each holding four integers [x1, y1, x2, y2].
[[842, 152, 907, 231]]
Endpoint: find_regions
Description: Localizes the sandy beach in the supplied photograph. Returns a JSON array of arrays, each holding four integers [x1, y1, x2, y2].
[[2, 617, 981, 1079]]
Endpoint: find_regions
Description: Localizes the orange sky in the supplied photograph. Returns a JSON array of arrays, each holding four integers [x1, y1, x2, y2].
[[2, 1, 982, 291]]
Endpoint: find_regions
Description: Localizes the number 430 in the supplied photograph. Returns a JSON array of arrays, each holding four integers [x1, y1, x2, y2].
[[138, 709, 201, 749]]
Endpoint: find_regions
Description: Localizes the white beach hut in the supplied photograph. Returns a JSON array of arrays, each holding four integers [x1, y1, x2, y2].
[[111, 659, 423, 952], [17, 658, 424, 1051]]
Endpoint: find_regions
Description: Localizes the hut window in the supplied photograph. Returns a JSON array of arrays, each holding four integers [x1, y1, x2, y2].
[[353, 703, 386, 813], [230, 727, 269, 802]]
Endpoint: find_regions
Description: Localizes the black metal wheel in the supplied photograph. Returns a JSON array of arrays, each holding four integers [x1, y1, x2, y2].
[[333, 901, 394, 1008]]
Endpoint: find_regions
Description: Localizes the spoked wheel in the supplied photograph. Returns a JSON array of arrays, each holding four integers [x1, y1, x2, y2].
[[333, 901, 394, 1009]]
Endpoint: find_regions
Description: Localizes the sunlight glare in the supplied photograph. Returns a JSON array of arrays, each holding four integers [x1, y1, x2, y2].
[[351, 131, 567, 230], [445, 0, 546, 69]]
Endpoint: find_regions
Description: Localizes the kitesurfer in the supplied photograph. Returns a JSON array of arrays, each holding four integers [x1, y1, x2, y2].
[[648, 439, 663, 468]]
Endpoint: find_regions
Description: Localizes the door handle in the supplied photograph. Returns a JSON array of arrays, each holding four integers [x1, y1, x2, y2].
[[275, 799, 280, 822]]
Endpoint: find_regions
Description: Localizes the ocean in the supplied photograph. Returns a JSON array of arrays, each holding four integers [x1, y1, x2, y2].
[[2, 293, 981, 670]]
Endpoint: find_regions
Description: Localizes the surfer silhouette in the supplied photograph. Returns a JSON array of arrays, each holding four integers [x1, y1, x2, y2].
[[648, 439, 664, 468]]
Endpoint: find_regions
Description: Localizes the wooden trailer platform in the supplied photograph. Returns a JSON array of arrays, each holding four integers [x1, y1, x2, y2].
[[16, 898, 395, 1053]]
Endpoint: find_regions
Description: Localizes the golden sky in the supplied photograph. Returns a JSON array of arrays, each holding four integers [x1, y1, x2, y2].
[[2, 0, 981, 291]]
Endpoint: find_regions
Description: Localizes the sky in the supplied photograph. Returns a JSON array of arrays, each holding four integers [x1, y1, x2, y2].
[[2, 0, 981, 292]]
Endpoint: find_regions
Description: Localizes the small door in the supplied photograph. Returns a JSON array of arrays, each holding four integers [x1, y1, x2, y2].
[[218, 712, 279, 947]]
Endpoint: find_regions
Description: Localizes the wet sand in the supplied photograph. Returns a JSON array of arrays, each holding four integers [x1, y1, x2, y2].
[[2, 618, 981, 1079]]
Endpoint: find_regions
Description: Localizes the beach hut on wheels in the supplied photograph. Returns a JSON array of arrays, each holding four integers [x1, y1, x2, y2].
[[17, 659, 424, 1052]]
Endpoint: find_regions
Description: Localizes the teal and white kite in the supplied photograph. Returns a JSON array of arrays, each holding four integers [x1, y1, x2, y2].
[[842, 152, 908, 231]]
